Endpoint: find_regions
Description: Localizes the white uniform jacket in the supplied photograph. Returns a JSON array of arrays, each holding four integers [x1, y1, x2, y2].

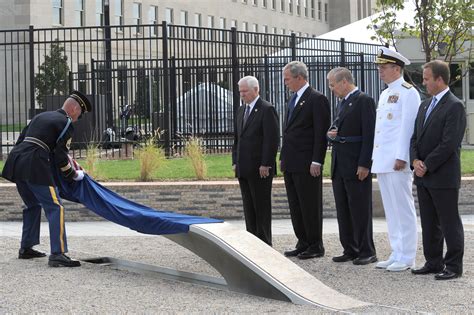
[[372, 77, 420, 174]]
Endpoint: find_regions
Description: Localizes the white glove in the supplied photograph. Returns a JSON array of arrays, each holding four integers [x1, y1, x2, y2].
[[73, 170, 85, 181]]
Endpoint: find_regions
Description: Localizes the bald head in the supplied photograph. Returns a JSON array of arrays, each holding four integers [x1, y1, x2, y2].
[[62, 97, 82, 122]]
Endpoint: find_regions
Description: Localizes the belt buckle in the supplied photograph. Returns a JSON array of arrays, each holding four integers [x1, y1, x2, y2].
[[327, 126, 338, 141], [339, 137, 346, 144]]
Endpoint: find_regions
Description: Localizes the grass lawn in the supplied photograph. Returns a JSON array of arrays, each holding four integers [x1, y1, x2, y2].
[[0, 150, 473, 181]]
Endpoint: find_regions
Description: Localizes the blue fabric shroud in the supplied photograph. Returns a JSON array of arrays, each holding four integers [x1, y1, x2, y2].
[[55, 174, 222, 235]]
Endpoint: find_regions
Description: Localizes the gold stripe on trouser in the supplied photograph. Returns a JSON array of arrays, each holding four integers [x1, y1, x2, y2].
[[49, 186, 65, 253]]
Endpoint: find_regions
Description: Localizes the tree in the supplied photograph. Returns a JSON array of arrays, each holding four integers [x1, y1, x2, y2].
[[368, 0, 473, 64], [35, 40, 70, 107]]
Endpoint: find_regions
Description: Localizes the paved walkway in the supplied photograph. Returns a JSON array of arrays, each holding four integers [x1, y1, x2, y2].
[[1, 215, 473, 237]]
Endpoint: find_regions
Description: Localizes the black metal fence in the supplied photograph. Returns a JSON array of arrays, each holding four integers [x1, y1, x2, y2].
[[0, 22, 381, 158]]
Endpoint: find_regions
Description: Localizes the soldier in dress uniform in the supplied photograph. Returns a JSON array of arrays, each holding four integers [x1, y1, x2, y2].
[[1, 91, 92, 267], [372, 47, 421, 272]]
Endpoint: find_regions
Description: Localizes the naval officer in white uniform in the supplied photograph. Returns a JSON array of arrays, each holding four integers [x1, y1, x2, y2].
[[372, 47, 420, 272]]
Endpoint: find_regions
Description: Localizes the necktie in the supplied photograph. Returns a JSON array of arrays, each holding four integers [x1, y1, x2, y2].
[[243, 105, 251, 126], [287, 93, 298, 120], [424, 96, 437, 125], [336, 98, 346, 116]]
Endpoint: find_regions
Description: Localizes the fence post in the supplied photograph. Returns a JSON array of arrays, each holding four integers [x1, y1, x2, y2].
[[28, 25, 35, 119], [162, 21, 171, 155], [91, 58, 96, 105], [104, 3, 113, 130], [359, 53, 365, 92], [264, 54, 270, 101], [291, 33, 297, 61], [68, 71, 73, 92], [340, 37, 346, 67], [231, 27, 240, 116], [169, 56, 177, 140]]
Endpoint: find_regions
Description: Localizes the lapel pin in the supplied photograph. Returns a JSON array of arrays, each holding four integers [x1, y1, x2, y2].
[[349, 103, 352, 107]]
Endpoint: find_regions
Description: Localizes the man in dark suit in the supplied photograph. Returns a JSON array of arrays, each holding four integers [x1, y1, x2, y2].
[[410, 60, 466, 280], [326, 67, 377, 265], [280, 61, 331, 259], [232, 76, 279, 246], [2, 91, 92, 267]]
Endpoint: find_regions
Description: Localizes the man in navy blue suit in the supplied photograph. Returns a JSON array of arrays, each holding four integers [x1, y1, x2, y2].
[[326, 67, 377, 265], [280, 61, 331, 259]]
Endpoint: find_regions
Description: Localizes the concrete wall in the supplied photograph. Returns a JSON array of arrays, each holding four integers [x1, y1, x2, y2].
[[0, 178, 472, 221]]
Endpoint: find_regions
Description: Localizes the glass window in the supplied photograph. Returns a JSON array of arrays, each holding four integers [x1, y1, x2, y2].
[[310, 0, 315, 18], [52, 0, 63, 25], [242, 21, 248, 31], [180, 10, 188, 25], [207, 15, 214, 28], [115, 0, 124, 30], [194, 13, 202, 26], [133, 3, 142, 33], [296, 0, 301, 16], [272, 26, 277, 34], [450, 64, 463, 99], [262, 25, 268, 33], [318, 1, 322, 20], [288, 0, 293, 14], [149, 6, 158, 35], [262, 0, 267, 8], [96, 0, 104, 26], [219, 17, 226, 29], [165, 8, 174, 24], [231, 19, 237, 29], [324, 2, 328, 22], [78, 64, 88, 93], [75, 0, 85, 26], [117, 64, 128, 104], [252, 0, 258, 5], [280, 0, 285, 12], [271, 0, 276, 9], [304, 0, 308, 17]]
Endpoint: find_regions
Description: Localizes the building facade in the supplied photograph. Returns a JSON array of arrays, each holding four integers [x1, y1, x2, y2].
[[0, 0, 375, 37]]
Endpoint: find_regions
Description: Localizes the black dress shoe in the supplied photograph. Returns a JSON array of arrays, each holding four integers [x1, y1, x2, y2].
[[434, 269, 461, 280], [353, 255, 377, 265], [297, 249, 324, 260], [18, 247, 47, 259], [48, 254, 81, 267], [284, 247, 307, 257], [411, 265, 445, 275], [332, 254, 356, 263]]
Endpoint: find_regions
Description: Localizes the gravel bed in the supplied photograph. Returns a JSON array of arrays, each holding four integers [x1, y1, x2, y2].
[[1, 232, 472, 314]]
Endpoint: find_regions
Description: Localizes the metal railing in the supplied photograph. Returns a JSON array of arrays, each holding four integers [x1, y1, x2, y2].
[[0, 22, 381, 158]]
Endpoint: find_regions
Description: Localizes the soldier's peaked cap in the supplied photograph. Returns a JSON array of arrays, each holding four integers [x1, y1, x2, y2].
[[374, 47, 411, 67], [69, 90, 92, 113]]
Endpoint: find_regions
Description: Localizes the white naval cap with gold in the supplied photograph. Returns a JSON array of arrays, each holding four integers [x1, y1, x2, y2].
[[374, 46, 411, 67]]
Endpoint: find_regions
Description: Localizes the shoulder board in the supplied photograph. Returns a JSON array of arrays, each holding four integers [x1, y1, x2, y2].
[[402, 82, 413, 89]]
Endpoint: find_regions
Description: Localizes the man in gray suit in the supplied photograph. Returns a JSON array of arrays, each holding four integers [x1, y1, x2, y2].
[[410, 60, 466, 280]]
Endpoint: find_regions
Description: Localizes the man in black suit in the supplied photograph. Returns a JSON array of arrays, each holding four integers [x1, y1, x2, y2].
[[410, 60, 466, 280], [232, 76, 279, 246], [280, 61, 331, 259], [326, 67, 377, 265]]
